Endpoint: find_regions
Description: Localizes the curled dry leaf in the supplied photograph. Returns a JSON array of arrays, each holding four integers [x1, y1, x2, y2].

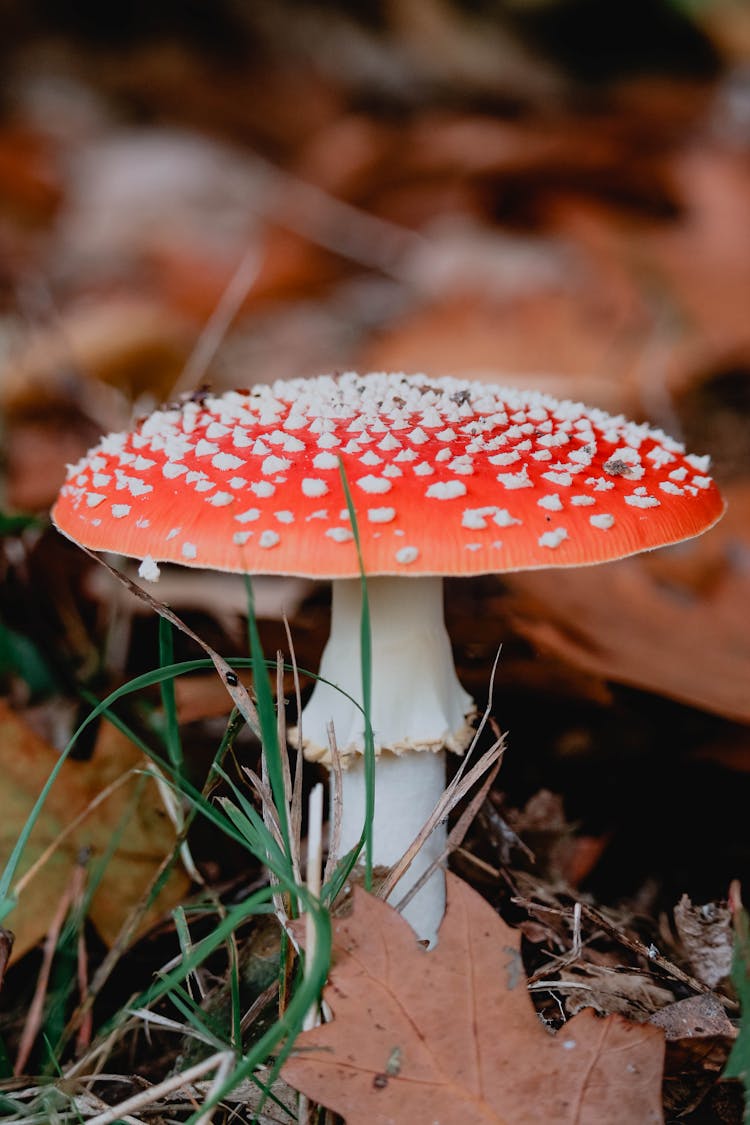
[[282, 873, 665, 1124], [674, 894, 733, 990]]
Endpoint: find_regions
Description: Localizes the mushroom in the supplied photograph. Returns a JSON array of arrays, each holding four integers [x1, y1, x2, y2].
[[51, 372, 725, 944]]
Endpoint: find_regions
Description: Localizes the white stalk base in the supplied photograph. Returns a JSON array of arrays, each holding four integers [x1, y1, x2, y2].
[[300, 576, 475, 945], [335, 749, 447, 947]]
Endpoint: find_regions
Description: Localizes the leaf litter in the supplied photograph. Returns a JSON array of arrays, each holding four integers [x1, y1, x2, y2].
[[283, 873, 666, 1124], [0, 7, 749, 1122], [0, 699, 189, 959]]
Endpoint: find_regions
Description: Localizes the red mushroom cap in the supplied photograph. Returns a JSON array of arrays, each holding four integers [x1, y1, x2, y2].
[[51, 372, 725, 579]]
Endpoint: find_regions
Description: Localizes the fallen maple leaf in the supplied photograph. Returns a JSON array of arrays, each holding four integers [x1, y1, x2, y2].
[[283, 874, 665, 1124], [0, 700, 190, 958]]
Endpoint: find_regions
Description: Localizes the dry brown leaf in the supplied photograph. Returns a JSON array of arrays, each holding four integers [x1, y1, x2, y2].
[[548, 145, 750, 410], [557, 965, 674, 1022], [282, 873, 665, 1124], [500, 789, 609, 887], [651, 992, 735, 1049], [505, 476, 750, 723], [0, 125, 62, 221], [1, 298, 191, 407], [0, 700, 189, 958], [650, 993, 737, 1118], [358, 290, 643, 403]]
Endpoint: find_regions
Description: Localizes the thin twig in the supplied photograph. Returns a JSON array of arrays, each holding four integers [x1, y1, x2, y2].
[[64, 1016, 141, 1081], [513, 895, 738, 1012], [78, 547, 261, 735], [579, 900, 737, 1011], [394, 752, 504, 916], [242, 768, 286, 854], [169, 243, 263, 399], [255, 745, 289, 932], [378, 650, 505, 908], [168, 152, 425, 403], [82, 1051, 235, 1125], [193, 1050, 235, 1125], [248, 153, 423, 278], [303, 783, 324, 1033], [379, 735, 506, 903], [275, 653, 292, 813], [299, 783, 324, 1125], [239, 980, 279, 1035], [13, 770, 135, 897], [75, 864, 93, 1055], [322, 722, 343, 887], [453, 848, 501, 879], [446, 646, 503, 793], [15, 858, 86, 1074], [571, 902, 583, 960]]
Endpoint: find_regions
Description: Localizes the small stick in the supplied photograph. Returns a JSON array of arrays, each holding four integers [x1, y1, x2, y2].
[[304, 783, 324, 1030], [299, 783, 324, 1125], [514, 895, 737, 1012], [259, 705, 288, 929], [75, 855, 93, 1055], [193, 1049, 235, 1125], [323, 723, 343, 886], [79, 547, 261, 735], [169, 243, 262, 399], [239, 980, 279, 1034], [13, 771, 134, 897], [380, 735, 506, 903], [380, 652, 506, 907], [82, 1050, 235, 1125], [571, 902, 583, 961], [393, 753, 503, 917], [15, 857, 85, 1074]]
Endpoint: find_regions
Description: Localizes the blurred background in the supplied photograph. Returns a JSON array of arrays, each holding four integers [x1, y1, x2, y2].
[[0, 0, 749, 991]]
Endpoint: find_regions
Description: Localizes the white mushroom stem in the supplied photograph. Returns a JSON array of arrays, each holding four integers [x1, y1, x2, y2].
[[335, 750, 449, 946], [300, 576, 475, 945]]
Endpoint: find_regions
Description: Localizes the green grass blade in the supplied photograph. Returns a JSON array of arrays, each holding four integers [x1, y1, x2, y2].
[[0, 745, 74, 915], [218, 796, 289, 875], [0, 652, 364, 923], [338, 460, 375, 889], [183, 897, 332, 1124], [321, 842, 363, 906], [110, 889, 275, 1034], [227, 927, 242, 1053], [244, 577, 292, 866], [158, 617, 183, 779], [164, 983, 227, 1051]]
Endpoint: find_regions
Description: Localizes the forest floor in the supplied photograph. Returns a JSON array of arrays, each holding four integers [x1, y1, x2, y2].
[[0, 3, 749, 1121]]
